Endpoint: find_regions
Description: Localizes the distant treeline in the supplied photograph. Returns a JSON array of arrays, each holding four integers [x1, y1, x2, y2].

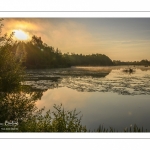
[[11, 35, 150, 69], [64, 53, 113, 66], [11, 35, 113, 69], [113, 60, 150, 66]]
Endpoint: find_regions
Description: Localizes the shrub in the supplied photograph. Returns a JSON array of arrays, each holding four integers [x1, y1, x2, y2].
[[18, 104, 87, 132], [0, 19, 25, 91]]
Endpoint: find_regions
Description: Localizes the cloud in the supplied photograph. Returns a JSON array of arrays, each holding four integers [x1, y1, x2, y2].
[[2, 18, 150, 61], [2, 18, 95, 54]]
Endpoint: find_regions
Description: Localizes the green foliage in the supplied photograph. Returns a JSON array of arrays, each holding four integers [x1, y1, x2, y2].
[[18, 104, 87, 132], [93, 125, 117, 132], [0, 86, 45, 132], [23, 40, 68, 68], [0, 88, 38, 123], [124, 124, 147, 132], [94, 124, 147, 132], [65, 53, 113, 66], [11, 35, 113, 69], [113, 59, 150, 66], [0, 89, 147, 132], [0, 19, 25, 91]]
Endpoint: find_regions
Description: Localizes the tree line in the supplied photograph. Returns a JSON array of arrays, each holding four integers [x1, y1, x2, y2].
[[13, 35, 150, 69], [113, 59, 150, 66], [12, 35, 114, 69]]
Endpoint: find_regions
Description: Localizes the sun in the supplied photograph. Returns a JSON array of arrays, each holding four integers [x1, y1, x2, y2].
[[13, 29, 29, 40]]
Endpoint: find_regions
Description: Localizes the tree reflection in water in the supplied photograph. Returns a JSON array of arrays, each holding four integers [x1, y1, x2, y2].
[[0, 85, 87, 132], [0, 85, 46, 131]]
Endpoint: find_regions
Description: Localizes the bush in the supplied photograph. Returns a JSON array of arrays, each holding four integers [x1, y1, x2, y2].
[[0, 19, 25, 91], [18, 104, 87, 132]]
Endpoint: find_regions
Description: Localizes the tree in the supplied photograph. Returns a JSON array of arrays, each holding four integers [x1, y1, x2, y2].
[[0, 19, 25, 91], [31, 35, 43, 49]]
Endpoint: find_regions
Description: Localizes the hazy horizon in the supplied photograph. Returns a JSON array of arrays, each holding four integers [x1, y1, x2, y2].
[[2, 18, 150, 61]]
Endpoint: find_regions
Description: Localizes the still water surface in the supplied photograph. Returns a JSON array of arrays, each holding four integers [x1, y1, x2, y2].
[[25, 66, 150, 131]]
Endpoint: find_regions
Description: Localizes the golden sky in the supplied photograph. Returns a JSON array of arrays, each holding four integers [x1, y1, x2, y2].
[[2, 18, 150, 61]]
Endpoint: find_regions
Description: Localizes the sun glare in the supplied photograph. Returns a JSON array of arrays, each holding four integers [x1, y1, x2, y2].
[[14, 29, 29, 40]]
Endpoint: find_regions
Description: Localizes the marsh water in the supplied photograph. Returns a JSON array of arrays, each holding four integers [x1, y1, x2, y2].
[[24, 66, 150, 131]]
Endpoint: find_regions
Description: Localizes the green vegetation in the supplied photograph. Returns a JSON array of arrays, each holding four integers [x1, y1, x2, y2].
[[113, 59, 150, 66], [11, 36, 150, 69], [10, 35, 113, 69], [19, 104, 87, 132], [0, 100, 147, 132], [0, 86, 43, 123], [0, 87, 87, 132], [64, 53, 113, 66], [0, 19, 25, 91], [24, 38, 68, 68]]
